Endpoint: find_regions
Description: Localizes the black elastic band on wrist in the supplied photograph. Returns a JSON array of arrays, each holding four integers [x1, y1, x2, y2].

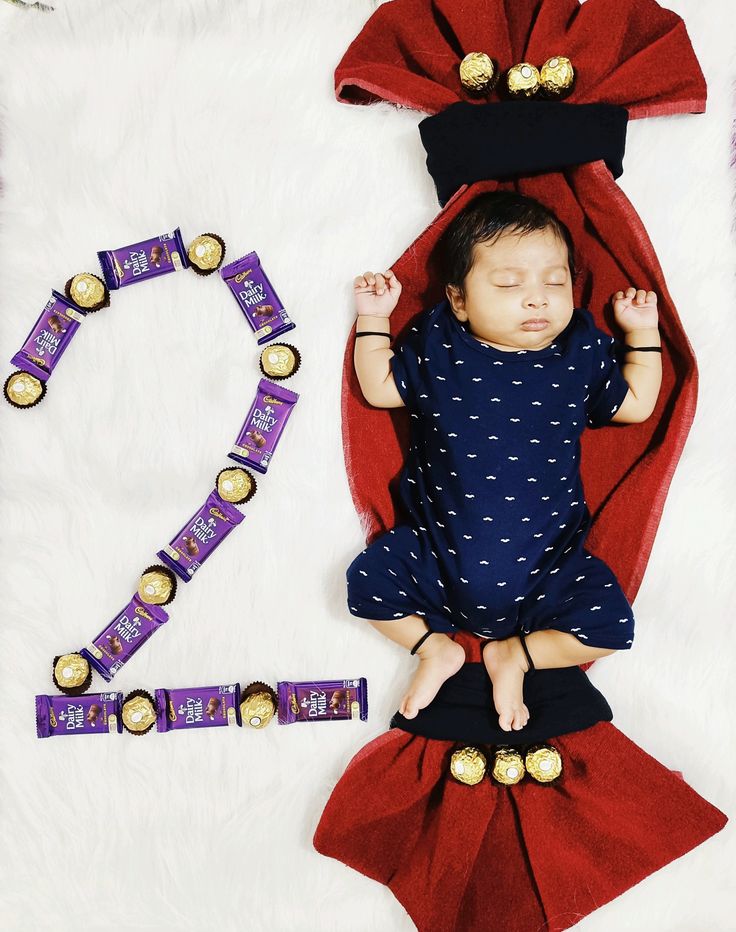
[[355, 331, 392, 339], [410, 631, 433, 655], [622, 345, 662, 353]]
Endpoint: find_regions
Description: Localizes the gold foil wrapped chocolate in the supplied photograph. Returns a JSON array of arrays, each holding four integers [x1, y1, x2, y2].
[[65, 272, 108, 311], [540, 56, 575, 97], [216, 467, 257, 505], [138, 564, 177, 606], [506, 62, 540, 97], [3, 371, 46, 409], [459, 52, 497, 94], [449, 746, 487, 786], [187, 233, 225, 275], [240, 682, 277, 729], [525, 744, 563, 783], [259, 343, 301, 381], [491, 748, 526, 785], [122, 690, 157, 735], [52, 653, 91, 695]]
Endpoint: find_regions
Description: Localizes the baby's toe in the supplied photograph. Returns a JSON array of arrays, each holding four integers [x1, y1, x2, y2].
[[498, 709, 514, 732], [401, 694, 418, 720]]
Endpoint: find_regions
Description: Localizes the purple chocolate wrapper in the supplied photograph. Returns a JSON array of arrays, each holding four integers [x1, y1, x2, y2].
[[228, 378, 299, 475], [157, 489, 244, 583], [98, 228, 188, 289], [155, 684, 241, 732], [220, 251, 295, 344], [36, 692, 123, 738], [80, 596, 168, 682], [10, 291, 86, 381], [277, 679, 368, 724]]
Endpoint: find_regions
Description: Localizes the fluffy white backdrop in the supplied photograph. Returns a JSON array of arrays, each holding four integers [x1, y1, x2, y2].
[[0, 1, 733, 930]]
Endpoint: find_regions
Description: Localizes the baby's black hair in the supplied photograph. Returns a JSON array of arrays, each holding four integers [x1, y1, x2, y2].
[[440, 191, 577, 293]]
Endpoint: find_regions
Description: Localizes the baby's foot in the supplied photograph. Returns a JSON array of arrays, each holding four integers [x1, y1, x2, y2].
[[482, 637, 530, 732], [399, 634, 465, 720]]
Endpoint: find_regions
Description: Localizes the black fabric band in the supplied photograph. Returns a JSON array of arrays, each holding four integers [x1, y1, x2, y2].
[[390, 663, 612, 745], [418, 100, 629, 206], [410, 630, 433, 655], [622, 345, 662, 353], [355, 331, 392, 339], [519, 634, 536, 673]]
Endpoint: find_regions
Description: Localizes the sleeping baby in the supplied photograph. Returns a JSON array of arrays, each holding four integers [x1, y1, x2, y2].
[[347, 191, 662, 732]]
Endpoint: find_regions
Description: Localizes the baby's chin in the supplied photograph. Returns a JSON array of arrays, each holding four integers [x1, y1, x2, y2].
[[473, 325, 562, 351]]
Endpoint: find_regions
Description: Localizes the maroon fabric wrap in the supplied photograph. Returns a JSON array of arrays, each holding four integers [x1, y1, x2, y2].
[[317, 2, 725, 928], [335, 0, 706, 119], [314, 720, 727, 932]]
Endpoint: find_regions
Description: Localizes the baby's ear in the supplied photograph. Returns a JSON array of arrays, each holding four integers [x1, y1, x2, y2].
[[445, 283, 465, 315]]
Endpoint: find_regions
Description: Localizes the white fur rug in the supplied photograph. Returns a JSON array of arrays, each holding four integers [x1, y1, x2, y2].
[[0, 1, 734, 929]]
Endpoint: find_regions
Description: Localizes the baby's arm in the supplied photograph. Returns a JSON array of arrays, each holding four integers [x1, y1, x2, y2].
[[609, 287, 662, 424], [353, 269, 405, 408]]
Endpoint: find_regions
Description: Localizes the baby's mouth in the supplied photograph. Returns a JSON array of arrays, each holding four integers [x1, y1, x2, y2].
[[521, 318, 549, 331]]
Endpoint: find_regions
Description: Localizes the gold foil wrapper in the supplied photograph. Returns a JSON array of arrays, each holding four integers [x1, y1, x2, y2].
[[450, 746, 487, 786], [67, 273, 107, 310], [459, 52, 496, 93], [4, 371, 45, 408], [122, 691, 157, 735], [506, 63, 540, 97], [53, 653, 90, 692], [540, 56, 575, 96], [259, 343, 301, 381], [216, 467, 256, 505], [187, 233, 225, 274], [240, 681, 277, 728], [138, 565, 176, 606], [525, 744, 563, 783], [491, 748, 526, 785]]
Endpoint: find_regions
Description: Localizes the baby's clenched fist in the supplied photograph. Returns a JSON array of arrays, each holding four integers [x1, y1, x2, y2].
[[354, 269, 402, 319]]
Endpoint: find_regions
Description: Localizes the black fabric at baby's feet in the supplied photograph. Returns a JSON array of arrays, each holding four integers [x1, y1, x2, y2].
[[390, 663, 612, 746]]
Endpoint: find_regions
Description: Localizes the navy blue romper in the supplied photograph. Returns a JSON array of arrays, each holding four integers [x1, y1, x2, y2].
[[346, 300, 636, 650]]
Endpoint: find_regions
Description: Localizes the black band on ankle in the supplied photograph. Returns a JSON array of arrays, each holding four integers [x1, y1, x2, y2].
[[519, 635, 536, 673], [410, 631, 433, 655]]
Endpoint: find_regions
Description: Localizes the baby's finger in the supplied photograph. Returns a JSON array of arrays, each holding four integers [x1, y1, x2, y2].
[[613, 290, 624, 300], [374, 272, 386, 295], [635, 289, 647, 304], [364, 271, 376, 287], [354, 276, 367, 288], [625, 287, 636, 297], [647, 290, 657, 303]]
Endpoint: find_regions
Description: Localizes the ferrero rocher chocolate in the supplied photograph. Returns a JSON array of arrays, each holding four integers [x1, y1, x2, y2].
[[187, 233, 225, 275], [216, 467, 257, 505], [491, 748, 526, 785], [506, 62, 540, 97], [3, 371, 46, 409], [540, 56, 575, 97], [525, 744, 563, 783], [450, 746, 487, 786], [65, 272, 108, 311], [259, 343, 301, 381], [122, 690, 157, 735], [240, 682, 277, 729], [459, 52, 497, 93], [52, 653, 92, 696], [138, 565, 177, 606]]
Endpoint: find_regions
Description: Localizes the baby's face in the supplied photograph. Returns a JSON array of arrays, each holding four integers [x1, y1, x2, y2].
[[446, 227, 574, 352]]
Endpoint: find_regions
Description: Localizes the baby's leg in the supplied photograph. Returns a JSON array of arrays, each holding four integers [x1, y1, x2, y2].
[[369, 615, 465, 719], [483, 633, 616, 732]]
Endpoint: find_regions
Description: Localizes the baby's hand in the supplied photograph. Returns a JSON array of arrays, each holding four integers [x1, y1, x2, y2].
[[612, 287, 659, 332], [354, 269, 402, 319]]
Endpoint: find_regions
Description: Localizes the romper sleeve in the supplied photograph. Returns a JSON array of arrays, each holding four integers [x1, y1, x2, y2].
[[389, 318, 426, 411], [582, 310, 631, 430]]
